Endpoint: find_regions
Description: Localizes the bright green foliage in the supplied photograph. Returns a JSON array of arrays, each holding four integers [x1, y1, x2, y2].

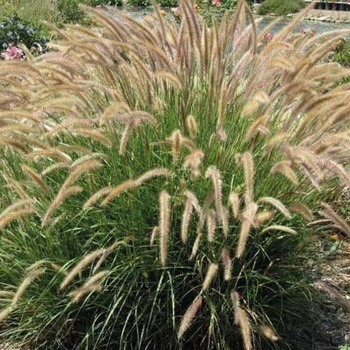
[[0, 1, 349, 349], [258, 0, 305, 16], [126, 0, 151, 6], [56, 0, 86, 23], [156, 0, 178, 8], [333, 40, 350, 67]]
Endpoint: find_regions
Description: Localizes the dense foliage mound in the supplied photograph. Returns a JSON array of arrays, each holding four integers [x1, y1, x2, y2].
[[258, 0, 305, 16], [0, 1, 350, 349]]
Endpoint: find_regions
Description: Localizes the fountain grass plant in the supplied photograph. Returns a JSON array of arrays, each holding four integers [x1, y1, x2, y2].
[[0, 1, 350, 349]]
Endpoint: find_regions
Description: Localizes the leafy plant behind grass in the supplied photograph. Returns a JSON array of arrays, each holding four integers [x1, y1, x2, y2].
[[0, 1, 350, 349], [333, 39, 350, 67], [0, 14, 49, 55], [79, 0, 122, 5], [6, 0, 57, 25], [258, 0, 305, 16]]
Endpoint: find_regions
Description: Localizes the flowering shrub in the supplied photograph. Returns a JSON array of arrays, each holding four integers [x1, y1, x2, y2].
[[258, 0, 305, 16], [0, 14, 48, 58]]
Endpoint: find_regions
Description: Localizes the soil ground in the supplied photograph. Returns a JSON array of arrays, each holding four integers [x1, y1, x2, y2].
[[313, 239, 350, 349]]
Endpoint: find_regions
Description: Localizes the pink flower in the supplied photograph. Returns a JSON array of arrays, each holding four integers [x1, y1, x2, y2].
[[1, 44, 24, 60], [263, 32, 273, 42], [212, 0, 221, 6], [95, 5, 102, 8]]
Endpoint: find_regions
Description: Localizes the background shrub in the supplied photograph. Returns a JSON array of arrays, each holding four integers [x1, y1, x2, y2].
[[258, 0, 305, 16], [156, 0, 178, 8], [126, 0, 152, 6], [0, 14, 49, 55], [1, 0, 58, 25], [56, 0, 86, 23], [79, 0, 122, 6], [332, 40, 350, 67]]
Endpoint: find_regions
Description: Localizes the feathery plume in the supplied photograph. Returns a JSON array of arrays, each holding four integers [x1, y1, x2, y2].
[[155, 71, 182, 89], [0, 199, 35, 230], [189, 231, 202, 261], [150, 226, 159, 246], [202, 263, 218, 291], [231, 290, 252, 350], [181, 197, 194, 244], [70, 153, 109, 168], [12, 268, 46, 306], [221, 248, 232, 281], [0, 306, 14, 323], [254, 210, 275, 226], [41, 162, 70, 176], [239, 152, 254, 202], [99, 102, 131, 125], [134, 168, 172, 186], [186, 115, 198, 139], [181, 190, 202, 244], [1, 138, 28, 154], [317, 157, 350, 187], [28, 148, 72, 163], [84, 187, 113, 208], [205, 166, 224, 226], [93, 240, 128, 274], [258, 197, 291, 218], [177, 296, 203, 340], [22, 165, 48, 193], [222, 206, 230, 237], [229, 192, 240, 218], [119, 122, 134, 156], [159, 190, 171, 266], [270, 160, 299, 185], [260, 324, 279, 342], [0, 291, 15, 298], [101, 169, 171, 205], [236, 219, 251, 258], [65, 159, 102, 189], [216, 82, 228, 132], [4, 179, 31, 200], [42, 185, 83, 227], [206, 208, 217, 243], [169, 130, 182, 163], [264, 133, 289, 154], [262, 225, 297, 235], [244, 114, 269, 140], [26, 260, 62, 274], [101, 180, 136, 205], [72, 128, 112, 148], [60, 249, 105, 290], [183, 149, 204, 179], [0, 199, 33, 219], [68, 271, 109, 303], [0, 208, 36, 231], [289, 202, 314, 221]]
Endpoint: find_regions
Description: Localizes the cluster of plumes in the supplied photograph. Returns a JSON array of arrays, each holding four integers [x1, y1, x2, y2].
[[0, 0, 350, 348]]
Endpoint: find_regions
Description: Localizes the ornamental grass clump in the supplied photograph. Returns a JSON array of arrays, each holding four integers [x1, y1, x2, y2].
[[0, 1, 350, 349]]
